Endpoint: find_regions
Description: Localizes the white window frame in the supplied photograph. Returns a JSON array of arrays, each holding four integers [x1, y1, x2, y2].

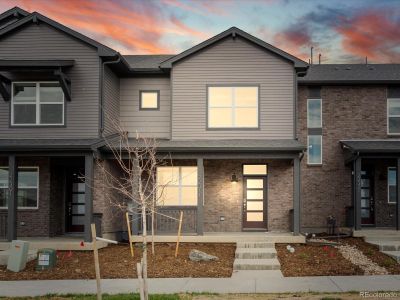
[[0, 166, 39, 210], [388, 167, 397, 204], [307, 98, 322, 128], [307, 135, 322, 165], [11, 82, 65, 126], [207, 86, 259, 129], [157, 166, 198, 206], [387, 98, 400, 135]]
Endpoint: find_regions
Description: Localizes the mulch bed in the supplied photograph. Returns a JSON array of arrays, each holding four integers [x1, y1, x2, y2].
[[342, 238, 400, 274], [276, 243, 363, 277], [0, 243, 235, 280]]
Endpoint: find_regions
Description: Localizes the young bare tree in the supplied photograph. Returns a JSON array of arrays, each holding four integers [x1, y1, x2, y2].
[[94, 123, 172, 300]]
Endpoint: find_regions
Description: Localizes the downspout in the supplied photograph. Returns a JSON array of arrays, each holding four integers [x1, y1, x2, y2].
[[99, 55, 121, 136]]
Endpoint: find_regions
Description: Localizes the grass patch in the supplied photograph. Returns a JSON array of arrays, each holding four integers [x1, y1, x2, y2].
[[2, 294, 182, 300]]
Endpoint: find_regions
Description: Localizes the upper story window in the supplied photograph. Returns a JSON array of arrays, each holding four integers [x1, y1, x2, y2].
[[387, 98, 400, 134], [157, 166, 197, 206], [0, 167, 39, 209], [12, 82, 64, 126], [208, 86, 259, 129], [307, 99, 322, 128], [140, 90, 160, 110]]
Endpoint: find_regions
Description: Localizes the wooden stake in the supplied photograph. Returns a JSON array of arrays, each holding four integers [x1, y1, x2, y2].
[[137, 260, 145, 300], [91, 223, 102, 300], [175, 211, 184, 258], [126, 212, 134, 257]]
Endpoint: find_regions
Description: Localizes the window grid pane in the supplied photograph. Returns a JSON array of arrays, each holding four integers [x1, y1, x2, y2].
[[307, 99, 321, 128], [308, 135, 322, 164], [208, 86, 258, 128]]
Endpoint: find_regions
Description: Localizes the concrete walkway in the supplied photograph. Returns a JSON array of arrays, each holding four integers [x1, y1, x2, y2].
[[1, 271, 400, 297]]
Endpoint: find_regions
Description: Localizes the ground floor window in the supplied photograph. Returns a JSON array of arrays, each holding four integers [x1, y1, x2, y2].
[[157, 166, 197, 206], [388, 167, 397, 204], [0, 167, 39, 209]]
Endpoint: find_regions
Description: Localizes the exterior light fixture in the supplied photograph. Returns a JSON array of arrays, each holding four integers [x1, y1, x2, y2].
[[231, 173, 238, 183]]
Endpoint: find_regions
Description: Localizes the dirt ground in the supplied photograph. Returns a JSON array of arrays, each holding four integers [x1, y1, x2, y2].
[[0, 243, 235, 280], [276, 243, 363, 277]]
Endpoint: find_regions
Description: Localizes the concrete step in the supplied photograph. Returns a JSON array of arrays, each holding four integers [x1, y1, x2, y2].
[[236, 242, 274, 248], [382, 251, 400, 263], [365, 237, 400, 242], [366, 240, 400, 251], [235, 247, 277, 259], [233, 258, 280, 270]]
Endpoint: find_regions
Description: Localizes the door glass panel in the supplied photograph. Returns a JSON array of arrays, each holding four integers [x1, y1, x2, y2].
[[246, 179, 263, 189], [247, 201, 263, 211], [361, 199, 369, 207], [72, 183, 85, 193], [72, 194, 85, 203], [72, 216, 85, 225], [247, 190, 263, 200], [361, 189, 369, 198], [361, 179, 369, 187], [361, 209, 370, 218], [72, 205, 85, 214], [247, 212, 263, 221]]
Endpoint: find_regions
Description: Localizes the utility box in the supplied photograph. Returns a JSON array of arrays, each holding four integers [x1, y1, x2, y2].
[[7, 240, 30, 272], [36, 248, 57, 271]]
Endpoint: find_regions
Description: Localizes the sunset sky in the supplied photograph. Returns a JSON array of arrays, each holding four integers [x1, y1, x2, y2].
[[1, 0, 400, 63]]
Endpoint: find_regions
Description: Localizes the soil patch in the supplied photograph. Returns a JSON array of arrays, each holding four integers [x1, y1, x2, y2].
[[343, 238, 400, 274], [0, 243, 235, 280], [276, 243, 363, 277]]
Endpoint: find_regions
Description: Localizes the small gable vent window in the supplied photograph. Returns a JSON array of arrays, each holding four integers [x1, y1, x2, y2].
[[140, 91, 160, 110], [12, 82, 64, 126]]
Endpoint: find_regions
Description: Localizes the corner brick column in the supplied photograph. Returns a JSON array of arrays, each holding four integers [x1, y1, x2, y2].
[[197, 158, 204, 235], [7, 155, 17, 241], [84, 153, 94, 242], [397, 158, 400, 231]]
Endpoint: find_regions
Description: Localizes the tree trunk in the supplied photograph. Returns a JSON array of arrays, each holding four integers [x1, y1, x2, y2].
[[141, 199, 149, 300]]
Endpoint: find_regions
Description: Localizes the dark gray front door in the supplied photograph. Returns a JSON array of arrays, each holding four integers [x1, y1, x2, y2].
[[243, 177, 267, 229], [361, 169, 375, 225], [66, 169, 86, 233]]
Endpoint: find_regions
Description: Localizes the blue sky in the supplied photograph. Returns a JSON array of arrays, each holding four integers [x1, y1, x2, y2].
[[1, 0, 400, 63]]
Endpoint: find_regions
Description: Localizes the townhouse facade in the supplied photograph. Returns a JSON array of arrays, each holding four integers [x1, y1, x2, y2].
[[0, 7, 398, 242]]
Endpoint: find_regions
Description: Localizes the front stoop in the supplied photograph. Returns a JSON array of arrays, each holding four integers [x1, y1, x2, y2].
[[233, 242, 280, 270]]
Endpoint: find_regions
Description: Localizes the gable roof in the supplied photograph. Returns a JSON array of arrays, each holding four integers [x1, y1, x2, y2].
[[159, 27, 308, 70], [0, 6, 29, 21], [299, 64, 400, 84], [0, 8, 117, 57]]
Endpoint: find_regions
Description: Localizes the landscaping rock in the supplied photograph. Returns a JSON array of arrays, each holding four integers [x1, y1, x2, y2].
[[189, 249, 218, 262]]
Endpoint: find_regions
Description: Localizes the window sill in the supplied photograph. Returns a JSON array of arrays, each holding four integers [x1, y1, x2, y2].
[[0, 207, 39, 210], [307, 164, 323, 167]]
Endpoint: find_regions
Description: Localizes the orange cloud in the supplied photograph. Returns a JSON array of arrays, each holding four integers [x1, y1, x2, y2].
[[335, 10, 400, 63], [2, 0, 208, 54]]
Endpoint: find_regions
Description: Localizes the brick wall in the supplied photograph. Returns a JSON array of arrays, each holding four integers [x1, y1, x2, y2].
[[203, 159, 293, 232], [298, 85, 395, 231]]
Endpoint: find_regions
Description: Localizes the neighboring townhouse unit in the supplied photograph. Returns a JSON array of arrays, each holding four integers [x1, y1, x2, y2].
[[0, 7, 398, 243]]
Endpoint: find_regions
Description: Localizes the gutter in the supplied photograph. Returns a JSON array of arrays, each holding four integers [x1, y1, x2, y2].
[[99, 55, 121, 136]]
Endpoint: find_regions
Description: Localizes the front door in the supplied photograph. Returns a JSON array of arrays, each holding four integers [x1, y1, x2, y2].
[[66, 169, 86, 233], [243, 177, 267, 229], [361, 168, 375, 225]]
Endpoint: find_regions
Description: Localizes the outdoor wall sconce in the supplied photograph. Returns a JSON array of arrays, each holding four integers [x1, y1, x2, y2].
[[231, 173, 238, 183]]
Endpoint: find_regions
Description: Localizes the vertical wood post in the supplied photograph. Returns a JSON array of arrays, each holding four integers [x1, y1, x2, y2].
[[7, 155, 17, 242], [354, 157, 362, 231], [84, 154, 94, 242], [91, 223, 102, 300], [126, 212, 134, 257], [197, 158, 204, 235], [293, 156, 301, 235], [397, 158, 400, 230], [175, 211, 183, 258]]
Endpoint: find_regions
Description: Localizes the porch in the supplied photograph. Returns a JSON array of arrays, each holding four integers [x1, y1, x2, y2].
[[341, 140, 400, 231]]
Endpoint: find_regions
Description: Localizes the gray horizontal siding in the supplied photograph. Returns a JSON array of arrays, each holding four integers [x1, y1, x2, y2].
[[171, 36, 294, 140], [0, 22, 100, 138], [103, 65, 120, 135], [120, 77, 171, 138]]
